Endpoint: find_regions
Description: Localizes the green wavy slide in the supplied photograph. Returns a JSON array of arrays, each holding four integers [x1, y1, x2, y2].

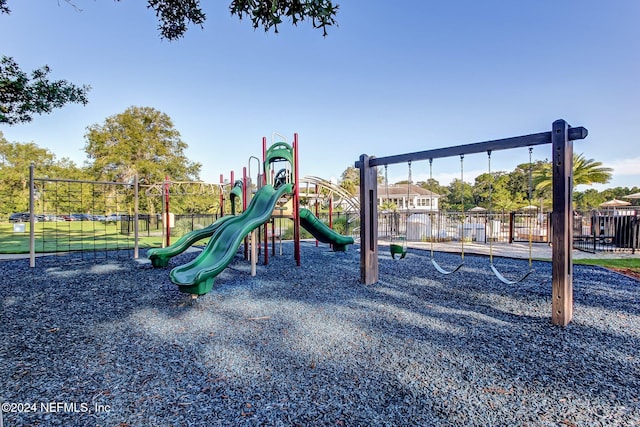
[[147, 215, 236, 268], [170, 183, 293, 295], [299, 208, 354, 251]]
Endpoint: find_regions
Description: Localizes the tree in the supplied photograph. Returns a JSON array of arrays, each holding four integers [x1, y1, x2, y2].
[[338, 165, 383, 196], [574, 188, 605, 210], [84, 106, 204, 215], [0, 133, 50, 214], [339, 166, 359, 196], [472, 172, 492, 208], [229, 0, 338, 37], [0, 56, 90, 125], [84, 106, 201, 184], [533, 153, 613, 191], [1, 0, 337, 125], [0, 132, 88, 214], [127, 0, 339, 40], [1, 0, 338, 41], [445, 178, 473, 212]]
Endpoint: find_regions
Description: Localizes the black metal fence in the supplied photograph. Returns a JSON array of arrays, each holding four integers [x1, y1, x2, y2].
[[573, 209, 639, 253], [374, 208, 640, 253], [120, 213, 222, 237], [375, 209, 549, 244]]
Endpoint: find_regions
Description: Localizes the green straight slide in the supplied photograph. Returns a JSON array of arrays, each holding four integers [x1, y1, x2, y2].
[[299, 208, 354, 251], [170, 183, 293, 295], [147, 215, 236, 268]]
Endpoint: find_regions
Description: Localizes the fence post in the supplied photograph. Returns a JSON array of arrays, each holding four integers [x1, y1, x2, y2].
[[591, 211, 597, 253], [631, 213, 640, 254], [29, 162, 36, 268], [134, 174, 139, 259], [508, 212, 515, 243]]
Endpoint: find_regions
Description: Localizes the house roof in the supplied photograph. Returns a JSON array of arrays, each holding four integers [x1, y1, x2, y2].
[[377, 183, 440, 197]]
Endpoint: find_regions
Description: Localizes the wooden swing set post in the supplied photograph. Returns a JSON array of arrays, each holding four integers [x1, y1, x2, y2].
[[359, 154, 379, 284], [551, 120, 574, 326], [355, 119, 587, 325]]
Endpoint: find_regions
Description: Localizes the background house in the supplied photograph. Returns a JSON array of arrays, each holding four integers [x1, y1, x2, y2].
[[377, 183, 440, 211]]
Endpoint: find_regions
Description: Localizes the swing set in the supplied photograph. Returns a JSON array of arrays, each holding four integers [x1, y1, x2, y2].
[[355, 119, 588, 326]]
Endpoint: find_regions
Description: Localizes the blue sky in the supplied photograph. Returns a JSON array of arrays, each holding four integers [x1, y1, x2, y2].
[[2, 1, 639, 191]]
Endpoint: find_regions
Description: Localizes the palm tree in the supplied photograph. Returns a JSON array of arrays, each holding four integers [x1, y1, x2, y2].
[[533, 153, 613, 191]]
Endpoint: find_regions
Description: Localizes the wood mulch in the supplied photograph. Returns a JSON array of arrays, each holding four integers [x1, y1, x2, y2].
[[607, 267, 640, 282]]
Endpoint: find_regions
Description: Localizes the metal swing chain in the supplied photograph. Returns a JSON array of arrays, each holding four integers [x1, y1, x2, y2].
[[384, 164, 390, 204], [527, 147, 534, 268], [488, 150, 495, 264], [407, 161, 412, 208], [460, 154, 465, 261], [488, 148, 535, 284], [428, 157, 465, 275], [384, 164, 393, 239], [405, 161, 412, 249], [429, 159, 435, 257]]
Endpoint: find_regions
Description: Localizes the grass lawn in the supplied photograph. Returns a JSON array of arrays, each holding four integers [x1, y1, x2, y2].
[[2, 221, 638, 280], [0, 221, 163, 253], [574, 257, 640, 279]]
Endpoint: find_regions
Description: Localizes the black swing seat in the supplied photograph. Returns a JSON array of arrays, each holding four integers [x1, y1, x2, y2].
[[490, 264, 534, 285], [431, 258, 464, 275], [390, 243, 407, 259]]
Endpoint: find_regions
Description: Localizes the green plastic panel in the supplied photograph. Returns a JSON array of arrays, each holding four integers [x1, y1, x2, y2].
[[147, 215, 236, 268], [169, 183, 293, 294], [298, 208, 355, 251]]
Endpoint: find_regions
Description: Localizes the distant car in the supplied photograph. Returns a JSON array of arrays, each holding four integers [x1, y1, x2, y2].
[[9, 212, 32, 223], [42, 214, 65, 222], [70, 213, 93, 221], [92, 215, 107, 222], [105, 214, 123, 222]]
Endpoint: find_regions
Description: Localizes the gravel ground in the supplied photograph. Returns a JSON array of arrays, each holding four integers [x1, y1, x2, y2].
[[1, 241, 639, 426]]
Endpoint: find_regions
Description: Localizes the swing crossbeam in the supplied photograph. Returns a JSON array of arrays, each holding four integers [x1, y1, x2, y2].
[[356, 126, 587, 169]]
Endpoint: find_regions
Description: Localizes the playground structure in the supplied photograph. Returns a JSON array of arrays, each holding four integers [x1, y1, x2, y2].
[[355, 119, 588, 326], [21, 143, 358, 272], [148, 134, 355, 295]]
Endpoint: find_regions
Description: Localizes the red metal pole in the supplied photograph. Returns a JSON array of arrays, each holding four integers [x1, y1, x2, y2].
[[271, 219, 275, 256], [243, 167, 248, 260], [219, 174, 224, 217], [230, 170, 235, 215], [242, 167, 248, 211], [262, 137, 267, 186], [263, 137, 268, 265], [315, 188, 319, 247], [329, 196, 334, 250]]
